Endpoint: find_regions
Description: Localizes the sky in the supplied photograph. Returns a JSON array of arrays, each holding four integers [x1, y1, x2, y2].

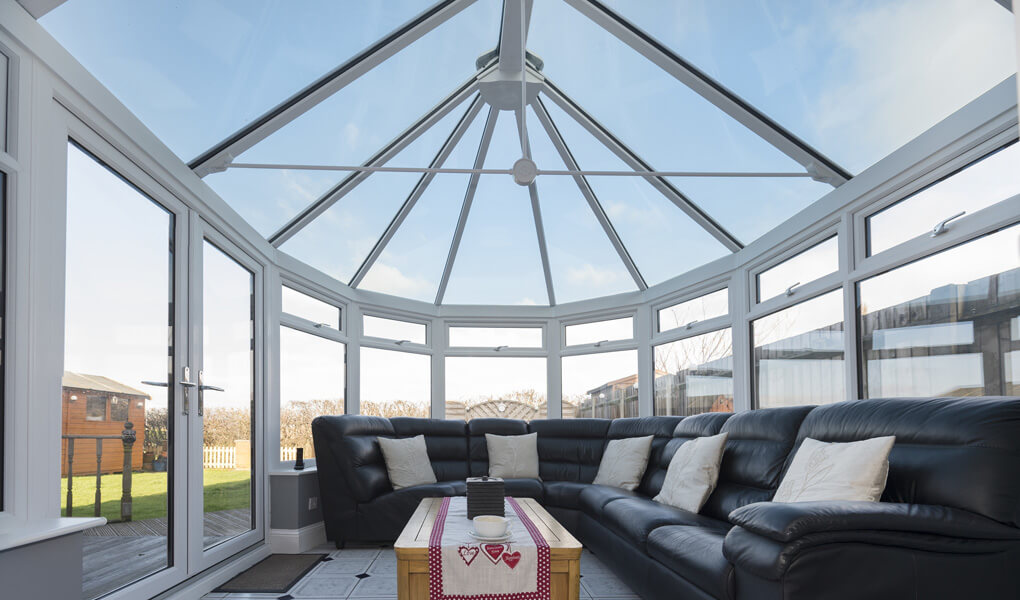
[[52, 2, 1019, 416], [40, 0, 1017, 306]]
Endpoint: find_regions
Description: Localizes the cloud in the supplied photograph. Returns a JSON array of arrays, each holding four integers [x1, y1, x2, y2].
[[515, 297, 539, 306], [343, 122, 360, 148], [567, 263, 620, 286], [359, 262, 432, 298]]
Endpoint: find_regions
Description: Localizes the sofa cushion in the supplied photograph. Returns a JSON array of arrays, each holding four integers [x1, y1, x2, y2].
[[647, 525, 733, 600], [543, 481, 591, 508], [644, 413, 731, 498], [377, 435, 437, 490], [391, 417, 469, 481], [529, 419, 611, 482], [702, 406, 813, 522], [593, 435, 654, 491], [469, 419, 529, 476], [605, 417, 682, 496], [774, 436, 896, 503], [602, 497, 729, 551], [357, 481, 465, 541], [654, 432, 728, 513], [502, 478, 543, 500], [787, 397, 1020, 527], [578, 484, 642, 519]]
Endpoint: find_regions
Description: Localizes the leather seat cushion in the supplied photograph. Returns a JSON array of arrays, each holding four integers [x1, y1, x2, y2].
[[357, 481, 465, 540], [647, 525, 733, 600], [603, 497, 730, 551], [578, 484, 643, 519], [543, 481, 591, 508], [502, 478, 543, 500]]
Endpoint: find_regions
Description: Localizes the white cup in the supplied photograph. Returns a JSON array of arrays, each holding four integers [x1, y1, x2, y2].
[[473, 515, 509, 538]]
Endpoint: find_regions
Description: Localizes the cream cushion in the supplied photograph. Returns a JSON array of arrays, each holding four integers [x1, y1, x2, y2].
[[653, 432, 729, 513], [377, 435, 437, 490], [486, 432, 541, 479], [593, 435, 654, 491], [773, 436, 896, 503]]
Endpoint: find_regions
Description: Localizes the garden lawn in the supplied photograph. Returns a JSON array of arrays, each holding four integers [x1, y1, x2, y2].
[[61, 469, 251, 522]]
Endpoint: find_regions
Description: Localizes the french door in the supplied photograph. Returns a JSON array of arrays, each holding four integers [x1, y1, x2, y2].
[[62, 116, 264, 600], [186, 217, 264, 572]]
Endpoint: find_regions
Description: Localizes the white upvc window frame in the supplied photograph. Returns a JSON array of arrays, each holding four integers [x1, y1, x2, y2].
[[652, 279, 730, 339]]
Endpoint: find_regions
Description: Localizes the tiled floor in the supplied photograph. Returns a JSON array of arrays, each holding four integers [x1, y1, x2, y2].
[[203, 543, 639, 599]]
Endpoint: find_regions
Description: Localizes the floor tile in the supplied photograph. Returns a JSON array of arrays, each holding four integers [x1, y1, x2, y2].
[[331, 548, 381, 560], [349, 574, 398, 597], [366, 559, 397, 574], [581, 574, 639, 598], [314, 558, 374, 575], [290, 575, 359, 599]]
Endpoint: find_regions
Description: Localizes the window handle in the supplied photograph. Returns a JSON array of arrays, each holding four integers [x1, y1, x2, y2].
[[313, 322, 332, 329], [685, 320, 698, 330], [931, 211, 966, 237], [785, 282, 801, 297], [494, 345, 508, 352], [395, 339, 410, 345], [593, 339, 610, 347]]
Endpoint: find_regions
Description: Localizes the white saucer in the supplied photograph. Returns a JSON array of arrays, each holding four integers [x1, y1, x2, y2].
[[468, 529, 512, 542]]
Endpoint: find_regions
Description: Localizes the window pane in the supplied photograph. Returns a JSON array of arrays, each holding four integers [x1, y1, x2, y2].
[[868, 143, 1020, 255], [859, 224, 1020, 398], [562, 350, 639, 419], [281, 285, 340, 329], [363, 314, 426, 344], [280, 327, 344, 461], [654, 329, 733, 416], [360, 347, 430, 418], [602, 0, 1016, 174], [445, 357, 547, 420], [565, 316, 633, 347], [758, 236, 839, 302], [63, 143, 173, 598], [110, 397, 129, 422], [753, 290, 845, 408], [1008, 316, 1020, 396], [448, 327, 543, 349], [658, 289, 729, 333]]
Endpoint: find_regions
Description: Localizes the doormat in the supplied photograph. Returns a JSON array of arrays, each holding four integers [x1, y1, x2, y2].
[[214, 553, 326, 593]]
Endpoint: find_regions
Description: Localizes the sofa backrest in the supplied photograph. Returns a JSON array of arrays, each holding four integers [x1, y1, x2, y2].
[[702, 406, 813, 522], [645, 413, 731, 497], [529, 419, 611, 482], [788, 397, 1020, 527], [603, 416, 683, 496], [311, 415, 394, 504], [468, 418, 529, 476], [390, 417, 470, 481]]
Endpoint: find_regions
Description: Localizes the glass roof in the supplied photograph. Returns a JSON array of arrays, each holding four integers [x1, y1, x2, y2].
[[40, 0, 1017, 306]]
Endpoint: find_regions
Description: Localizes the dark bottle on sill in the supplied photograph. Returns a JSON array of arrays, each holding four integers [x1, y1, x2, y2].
[[294, 447, 305, 471]]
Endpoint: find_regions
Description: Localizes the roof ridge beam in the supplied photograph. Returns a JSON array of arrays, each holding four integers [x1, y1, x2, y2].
[[189, 0, 478, 177], [349, 94, 485, 288], [532, 97, 648, 291], [498, 0, 534, 73], [561, 0, 852, 185], [539, 81, 744, 252], [268, 74, 482, 247], [435, 106, 501, 304], [515, 109, 556, 306]]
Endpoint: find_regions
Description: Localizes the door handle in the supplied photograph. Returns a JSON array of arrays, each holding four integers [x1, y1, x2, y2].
[[141, 380, 169, 387], [197, 370, 225, 417]]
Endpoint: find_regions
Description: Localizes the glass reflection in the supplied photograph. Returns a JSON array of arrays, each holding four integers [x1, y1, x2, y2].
[[655, 329, 734, 416], [445, 357, 547, 420], [562, 350, 639, 419], [859, 224, 1020, 397]]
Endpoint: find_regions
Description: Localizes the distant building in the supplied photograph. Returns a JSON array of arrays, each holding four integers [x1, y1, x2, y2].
[[61, 372, 148, 476]]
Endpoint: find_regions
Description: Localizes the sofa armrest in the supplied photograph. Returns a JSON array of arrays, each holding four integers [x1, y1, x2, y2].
[[728, 501, 1020, 543]]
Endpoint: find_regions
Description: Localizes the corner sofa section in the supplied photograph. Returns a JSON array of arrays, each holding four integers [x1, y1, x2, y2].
[[311, 397, 1020, 600]]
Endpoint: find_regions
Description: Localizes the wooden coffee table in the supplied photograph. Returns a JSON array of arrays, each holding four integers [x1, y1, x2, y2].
[[395, 497, 582, 599]]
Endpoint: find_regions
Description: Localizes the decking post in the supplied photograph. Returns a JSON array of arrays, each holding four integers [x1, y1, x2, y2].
[[66, 438, 75, 516], [121, 422, 136, 522], [95, 439, 104, 517]]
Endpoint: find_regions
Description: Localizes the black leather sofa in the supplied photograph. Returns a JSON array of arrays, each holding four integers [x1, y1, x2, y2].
[[311, 397, 1020, 600]]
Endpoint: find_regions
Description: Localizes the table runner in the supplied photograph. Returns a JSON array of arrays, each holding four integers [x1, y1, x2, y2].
[[428, 497, 551, 600]]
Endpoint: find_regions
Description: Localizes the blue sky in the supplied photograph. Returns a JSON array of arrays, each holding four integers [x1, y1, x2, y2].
[[41, 0, 1016, 305]]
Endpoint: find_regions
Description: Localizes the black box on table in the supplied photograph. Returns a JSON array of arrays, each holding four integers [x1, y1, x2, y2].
[[466, 476, 505, 519]]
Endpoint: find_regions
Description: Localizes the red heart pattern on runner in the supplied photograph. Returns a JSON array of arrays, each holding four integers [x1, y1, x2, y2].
[[482, 543, 506, 564], [502, 551, 522, 569], [457, 545, 479, 566]]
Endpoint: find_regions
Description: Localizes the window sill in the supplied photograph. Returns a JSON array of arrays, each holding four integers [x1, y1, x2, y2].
[[0, 514, 106, 552]]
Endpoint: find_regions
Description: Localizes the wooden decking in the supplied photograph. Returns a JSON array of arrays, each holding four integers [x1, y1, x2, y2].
[[81, 508, 251, 600]]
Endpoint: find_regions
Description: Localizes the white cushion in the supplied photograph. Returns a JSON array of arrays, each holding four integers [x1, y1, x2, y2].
[[377, 435, 437, 490], [486, 433, 540, 479], [653, 432, 729, 513], [773, 436, 896, 503], [593, 435, 654, 491]]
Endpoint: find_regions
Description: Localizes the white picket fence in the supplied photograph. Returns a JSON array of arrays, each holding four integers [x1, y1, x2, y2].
[[203, 446, 235, 469], [203, 445, 301, 468]]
